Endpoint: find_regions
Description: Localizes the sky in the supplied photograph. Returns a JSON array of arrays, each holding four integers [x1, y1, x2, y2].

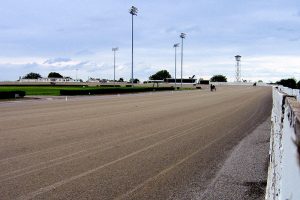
[[1, 0, 300, 82]]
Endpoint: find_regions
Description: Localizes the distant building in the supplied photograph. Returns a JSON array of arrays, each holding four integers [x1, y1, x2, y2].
[[144, 80, 164, 84], [87, 77, 101, 83], [19, 77, 80, 83], [198, 80, 210, 85], [144, 78, 198, 84], [164, 78, 197, 84]]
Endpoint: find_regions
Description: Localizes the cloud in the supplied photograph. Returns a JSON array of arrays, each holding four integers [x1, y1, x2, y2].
[[43, 57, 72, 64], [75, 49, 95, 56], [1, 54, 300, 83], [276, 27, 295, 32], [289, 37, 300, 42], [164, 27, 177, 34], [0, 24, 14, 31]]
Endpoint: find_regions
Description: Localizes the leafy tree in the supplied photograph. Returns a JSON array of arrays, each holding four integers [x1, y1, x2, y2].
[[297, 81, 300, 89], [48, 72, 63, 78], [258, 80, 263, 83], [129, 78, 140, 83], [210, 75, 227, 82], [276, 78, 297, 89], [23, 72, 42, 79], [118, 78, 124, 82], [149, 70, 171, 80]]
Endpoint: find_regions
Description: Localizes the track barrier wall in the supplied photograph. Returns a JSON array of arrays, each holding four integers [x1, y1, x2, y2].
[[266, 86, 300, 200]]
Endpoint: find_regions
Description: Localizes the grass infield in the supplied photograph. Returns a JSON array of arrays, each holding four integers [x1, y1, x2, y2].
[[0, 86, 89, 96], [0, 85, 176, 96]]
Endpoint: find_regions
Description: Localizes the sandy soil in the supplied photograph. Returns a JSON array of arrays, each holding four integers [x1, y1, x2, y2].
[[0, 86, 272, 200]]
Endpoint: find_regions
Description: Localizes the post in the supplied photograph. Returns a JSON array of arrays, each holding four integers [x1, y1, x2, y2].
[[112, 47, 119, 87], [131, 13, 134, 86], [114, 50, 116, 87], [112, 47, 118, 87], [180, 33, 186, 88], [129, 6, 138, 86], [181, 37, 183, 88], [175, 46, 177, 89], [174, 43, 180, 89], [76, 69, 78, 81]]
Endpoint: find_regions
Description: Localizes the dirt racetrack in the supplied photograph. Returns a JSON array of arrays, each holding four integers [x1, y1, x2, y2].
[[0, 86, 272, 199]]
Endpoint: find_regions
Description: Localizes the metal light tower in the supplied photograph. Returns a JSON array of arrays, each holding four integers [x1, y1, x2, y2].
[[173, 43, 180, 89], [180, 33, 186, 88], [76, 68, 78, 81], [129, 6, 138, 86], [235, 55, 242, 82], [112, 47, 119, 87]]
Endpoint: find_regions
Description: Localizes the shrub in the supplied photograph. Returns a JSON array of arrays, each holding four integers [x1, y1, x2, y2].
[[60, 87, 175, 96], [0, 91, 26, 99], [99, 85, 121, 87]]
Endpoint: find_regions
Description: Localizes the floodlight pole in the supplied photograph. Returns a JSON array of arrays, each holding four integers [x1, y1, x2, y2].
[[174, 43, 180, 89], [129, 6, 138, 87], [112, 47, 119, 87], [76, 68, 78, 81], [180, 33, 186, 88], [131, 13, 134, 86]]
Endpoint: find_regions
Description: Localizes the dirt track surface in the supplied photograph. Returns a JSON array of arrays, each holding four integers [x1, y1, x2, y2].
[[0, 86, 272, 200]]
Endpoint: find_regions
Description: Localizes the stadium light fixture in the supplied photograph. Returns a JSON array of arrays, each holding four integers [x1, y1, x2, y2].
[[180, 33, 186, 88], [173, 43, 180, 89], [112, 47, 119, 86]]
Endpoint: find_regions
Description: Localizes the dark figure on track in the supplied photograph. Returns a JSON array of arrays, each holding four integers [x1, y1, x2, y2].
[[253, 82, 257, 86], [210, 84, 216, 92]]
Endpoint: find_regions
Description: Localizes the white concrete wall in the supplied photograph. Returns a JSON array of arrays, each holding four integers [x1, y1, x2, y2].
[[266, 86, 300, 200], [211, 82, 270, 86], [277, 85, 300, 102]]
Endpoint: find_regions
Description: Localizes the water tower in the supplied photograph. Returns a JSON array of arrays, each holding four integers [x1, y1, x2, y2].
[[235, 55, 242, 82]]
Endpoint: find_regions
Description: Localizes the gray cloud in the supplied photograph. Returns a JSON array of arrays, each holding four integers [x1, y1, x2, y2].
[[43, 58, 72, 64], [289, 37, 300, 42], [0, 24, 14, 31]]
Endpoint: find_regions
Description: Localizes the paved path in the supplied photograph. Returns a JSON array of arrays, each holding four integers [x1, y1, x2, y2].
[[200, 117, 271, 200], [0, 86, 272, 199]]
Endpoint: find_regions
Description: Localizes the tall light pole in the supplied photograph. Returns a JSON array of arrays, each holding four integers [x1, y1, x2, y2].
[[76, 68, 78, 81], [173, 43, 180, 89], [180, 33, 186, 88], [112, 47, 119, 87], [129, 6, 138, 86]]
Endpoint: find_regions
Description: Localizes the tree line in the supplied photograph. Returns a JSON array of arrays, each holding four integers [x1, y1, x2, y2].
[[22, 71, 300, 89], [23, 72, 64, 79], [276, 78, 300, 89], [21, 71, 228, 82]]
